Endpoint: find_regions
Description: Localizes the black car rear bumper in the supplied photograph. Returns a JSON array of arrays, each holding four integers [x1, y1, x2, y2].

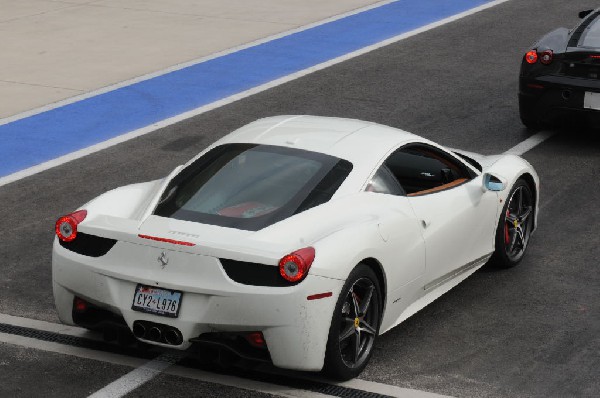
[[519, 74, 600, 122]]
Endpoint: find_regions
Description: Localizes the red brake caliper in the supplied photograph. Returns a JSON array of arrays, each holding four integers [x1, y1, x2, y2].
[[504, 210, 510, 244]]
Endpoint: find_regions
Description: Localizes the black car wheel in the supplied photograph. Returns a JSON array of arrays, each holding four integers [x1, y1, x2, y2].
[[519, 97, 543, 131], [323, 264, 381, 380], [520, 116, 543, 131], [492, 179, 534, 268]]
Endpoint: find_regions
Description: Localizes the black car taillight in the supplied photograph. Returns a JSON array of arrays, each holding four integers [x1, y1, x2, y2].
[[540, 50, 553, 65], [525, 50, 538, 64]]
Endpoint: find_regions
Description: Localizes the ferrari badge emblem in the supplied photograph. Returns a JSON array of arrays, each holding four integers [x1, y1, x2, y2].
[[157, 251, 169, 268]]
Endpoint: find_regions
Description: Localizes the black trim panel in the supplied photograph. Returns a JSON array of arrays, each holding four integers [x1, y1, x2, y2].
[[59, 232, 117, 257], [220, 259, 297, 287]]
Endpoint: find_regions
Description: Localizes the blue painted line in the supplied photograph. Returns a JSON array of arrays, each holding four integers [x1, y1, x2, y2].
[[0, 0, 492, 178]]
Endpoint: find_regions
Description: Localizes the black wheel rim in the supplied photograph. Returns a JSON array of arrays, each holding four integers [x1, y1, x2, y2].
[[338, 277, 379, 368], [504, 185, 533, 261]]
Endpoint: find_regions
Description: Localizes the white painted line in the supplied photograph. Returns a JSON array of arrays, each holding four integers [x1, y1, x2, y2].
[[0, 331, 145, 368], [166, 367, 332, 398], [339, 378, 452, 398], [256, 364, 454, 398], [0, 0, 512, 188], [503, 130, 556, 156], [0, 0, 397, 127], [0, 313, 450, 397], [0, 328, 329, 398], [0, 312, 99, 340], [87, 353, 182, 398]]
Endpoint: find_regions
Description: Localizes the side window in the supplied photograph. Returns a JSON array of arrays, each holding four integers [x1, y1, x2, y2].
[[366, 165, 405, 195], [384, 145, 473, 196]]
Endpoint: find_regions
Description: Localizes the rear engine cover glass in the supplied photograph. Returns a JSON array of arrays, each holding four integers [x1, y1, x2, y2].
[[154, 144, 352, 231]]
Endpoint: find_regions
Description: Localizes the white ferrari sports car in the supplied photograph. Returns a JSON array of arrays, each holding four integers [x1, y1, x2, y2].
[[53, 115, 539, 380]]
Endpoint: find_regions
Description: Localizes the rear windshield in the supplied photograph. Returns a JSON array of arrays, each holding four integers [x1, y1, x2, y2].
[[576, 13, 600, 47], [154, 144, 352, 231]]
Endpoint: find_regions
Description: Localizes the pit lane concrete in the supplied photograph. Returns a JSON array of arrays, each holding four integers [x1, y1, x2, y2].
[[0, 0, 599, 397]]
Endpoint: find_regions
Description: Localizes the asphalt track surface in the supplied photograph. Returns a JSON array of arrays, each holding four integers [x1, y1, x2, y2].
[[1, 0, 599, 397]]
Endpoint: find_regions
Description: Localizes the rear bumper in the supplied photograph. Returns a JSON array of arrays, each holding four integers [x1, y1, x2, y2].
[[52, 239, 344, 371], [519, 74, 600, 121]]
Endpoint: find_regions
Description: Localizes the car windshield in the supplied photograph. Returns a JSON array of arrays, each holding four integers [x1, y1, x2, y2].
[[153, 144, 352, 231]]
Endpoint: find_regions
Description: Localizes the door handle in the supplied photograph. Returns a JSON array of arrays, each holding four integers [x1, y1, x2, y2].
[[421, 219, 430, 228]]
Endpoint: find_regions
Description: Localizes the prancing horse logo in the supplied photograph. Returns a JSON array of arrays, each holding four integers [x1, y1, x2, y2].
[[157, 251, 169, 268]]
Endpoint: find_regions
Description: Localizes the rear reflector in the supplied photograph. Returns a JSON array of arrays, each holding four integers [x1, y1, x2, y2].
[[244, 332, 266, 348], [307, 292, 333, 301], [138, 234, 195, 246], [74, 297, 87, 312], [526, 83, 544, 89]]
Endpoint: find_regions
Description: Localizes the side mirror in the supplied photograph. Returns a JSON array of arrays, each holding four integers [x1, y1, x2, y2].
[[482, 173, 506, 192], [579, 9, 594, 19]]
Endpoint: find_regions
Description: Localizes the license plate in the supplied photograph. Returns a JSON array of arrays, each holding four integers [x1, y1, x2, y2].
[[131, 284, 182, 318], [584, 91, 600, 110]]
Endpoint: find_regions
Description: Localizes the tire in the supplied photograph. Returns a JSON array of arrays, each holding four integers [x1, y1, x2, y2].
[[492, 179, 534, 268], [518, 95, 544, 131], [520, 116, 543, 132], [323, 264, 382, 380]]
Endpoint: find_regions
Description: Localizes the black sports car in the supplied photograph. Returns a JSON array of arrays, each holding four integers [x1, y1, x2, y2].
[[519, 9, 600, 129]]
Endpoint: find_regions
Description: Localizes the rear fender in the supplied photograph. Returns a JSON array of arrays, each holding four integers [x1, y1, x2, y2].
[[534, 27, 569, 52], [309, 222, 385, 281], [82, 179, 163, 221]]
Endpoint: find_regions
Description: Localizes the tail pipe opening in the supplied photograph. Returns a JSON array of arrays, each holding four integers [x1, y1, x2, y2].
[[132, 320, 183, 346]]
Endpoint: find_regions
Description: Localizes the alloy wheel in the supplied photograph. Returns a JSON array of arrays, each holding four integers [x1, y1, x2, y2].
[[338, 277, 379, 368], [504, 185, 533, 262]]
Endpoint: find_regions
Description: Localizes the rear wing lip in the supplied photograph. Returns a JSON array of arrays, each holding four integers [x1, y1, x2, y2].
[[77, 215, 284, 266]]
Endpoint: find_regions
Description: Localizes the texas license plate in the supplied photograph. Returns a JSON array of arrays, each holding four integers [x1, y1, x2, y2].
[[131, 284, 182, 318], [584, 91, 600, 110]]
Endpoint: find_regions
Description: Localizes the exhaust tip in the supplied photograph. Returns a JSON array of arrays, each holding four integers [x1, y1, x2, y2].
[[132, 322, 146, 339], [164, 328, 184, 345], [132, 321, 182, 345], [148, 326, 162, 342]]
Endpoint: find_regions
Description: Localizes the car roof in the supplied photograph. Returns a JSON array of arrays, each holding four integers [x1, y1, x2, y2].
[[218, 115, 421, 165]]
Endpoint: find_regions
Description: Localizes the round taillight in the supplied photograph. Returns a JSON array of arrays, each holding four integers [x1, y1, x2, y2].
[[540, 49, 553, 65], [525, 50, 538, 64], [278, 247, 315, 283], [55, 210, 87, 242]]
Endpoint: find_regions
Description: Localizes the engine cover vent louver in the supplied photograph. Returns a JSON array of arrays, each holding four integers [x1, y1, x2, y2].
[[220, 259, 299, 287], [59, 232, 117, 257]]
